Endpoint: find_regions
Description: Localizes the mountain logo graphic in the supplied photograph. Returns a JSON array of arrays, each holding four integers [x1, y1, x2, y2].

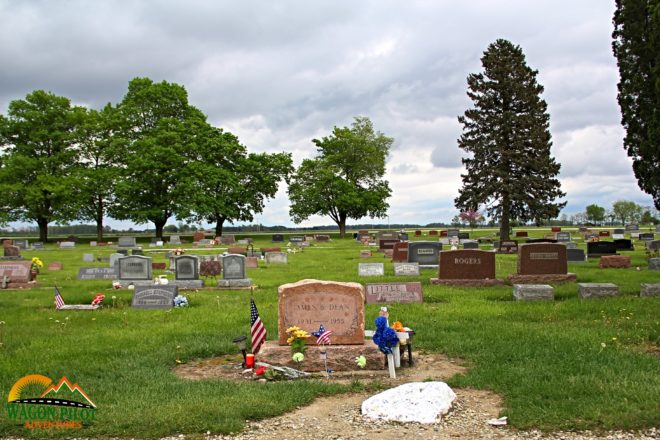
[[8, 374, 96, 409]]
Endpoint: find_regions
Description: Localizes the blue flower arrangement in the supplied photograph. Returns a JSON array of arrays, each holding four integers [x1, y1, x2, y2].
[[174, 295, 189, 308]]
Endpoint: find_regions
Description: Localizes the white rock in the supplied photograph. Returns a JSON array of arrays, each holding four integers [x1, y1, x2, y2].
[[361, 381, 456, 424]]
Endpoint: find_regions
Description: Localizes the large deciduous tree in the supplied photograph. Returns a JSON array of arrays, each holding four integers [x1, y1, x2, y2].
[[0, 90, 85, 241], [288, 116, 392, 238], [612, 0, 660, 208], [612, 200, 643, 225], [454, 39, 565, 240], [585, 204, 606, 225], [72, 104, 122, 241], [111, 78, 206, 239], [183, 125, 292, 236]]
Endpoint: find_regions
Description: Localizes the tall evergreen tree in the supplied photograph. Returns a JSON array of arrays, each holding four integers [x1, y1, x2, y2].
[[612, 0, 660, 208], [454, 39, 565, 240]]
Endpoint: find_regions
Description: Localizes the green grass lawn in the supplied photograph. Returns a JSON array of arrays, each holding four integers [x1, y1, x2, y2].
[[0, 228, 658, 438]]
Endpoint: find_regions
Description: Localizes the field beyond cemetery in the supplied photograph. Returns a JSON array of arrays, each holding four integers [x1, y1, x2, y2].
[[0, 227, 658, 439]]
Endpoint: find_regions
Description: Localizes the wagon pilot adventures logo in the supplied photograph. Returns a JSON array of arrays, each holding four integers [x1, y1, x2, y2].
[[6, 374, 96, 429]]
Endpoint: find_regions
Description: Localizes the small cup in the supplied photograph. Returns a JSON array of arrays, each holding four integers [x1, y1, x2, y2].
[[245, 354, 255, 369]]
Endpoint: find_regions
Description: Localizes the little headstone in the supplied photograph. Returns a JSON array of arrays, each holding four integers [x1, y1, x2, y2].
[[48, 262, 63, 271], [222, 254, 246, 279], [117, 255, 152, 281], [393, 262, 420, 276], [648, 240, 660, 251], [567, 248, 586, 263], [565, 242, 578, 249], [598, 255, 631, 269], [360, 250, 372, 258], [649, 258, 660, 270], [599, 231, 610, 237], [59, 241, 75, 249], [613, 239, 634, 251], [513, 284, 554, 301], [265, 252, 288, 264], [197, 238, 214, 246], [77, 267, 116, 280], [556, 232, 571, 242], [131, 249, 144, 256], [3, 245, 20, 258], [578, 283, 619, 299], [358, 263, 385, 276], [193, 231, 205, 242], [175, 256, 199, 280], [624, 224, 639, 232], [200, 260, 222, 277], [32, 242, 44, 250], [132, 285, 177, 309], [272, 234, 284, 243], [414, 230, 422, 236], [83, 253, 94, 263], [378, 239, 399, 250], [278, 279, 364, 345], [90, 241, 97, 247], [515, 231, 529, 237], [640, 283, 660, 297], [458, 232, 469, 240], [408, 242, 441, 267], [462, 241, 479, 250], [391, 242, 409, 263], [613, 228, 625, 234], [429, 230, 439, 236], [447, 229, 459, 238], [152, 262, 166, 270], [260, 247, 281, 255], [118, 236, 137, 248], [117, 249, 129, 256], [315, 235, 330, 242], [220, 235, 236, 245], [551, 227, 561, 232], [498, 240, 518, 254], [639, 233, 655, 241], [290, 236, 305, 243], [579, 226, 588, 233], [440, 230, 448, 237], [109, 253, 123, 268], [365, 282, 423, 304], [245, 257, 259, 268], [169, 235, 182, 245], [13, 239, 28, 250]]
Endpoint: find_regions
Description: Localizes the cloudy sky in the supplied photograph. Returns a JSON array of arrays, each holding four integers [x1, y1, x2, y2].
[[0, 0, 654, 229]]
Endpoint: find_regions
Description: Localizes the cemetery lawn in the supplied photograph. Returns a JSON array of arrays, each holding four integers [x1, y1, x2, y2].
[[0, 230, 658, 438]]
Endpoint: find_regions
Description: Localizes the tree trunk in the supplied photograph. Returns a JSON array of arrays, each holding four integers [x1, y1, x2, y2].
[[37, 218, 48, 242], [153, 219, 167, 240], [500, 195, 510, 240], [337, 213, 347, 238], [215, 217, 225, 237], [96, 197, 104, 242]]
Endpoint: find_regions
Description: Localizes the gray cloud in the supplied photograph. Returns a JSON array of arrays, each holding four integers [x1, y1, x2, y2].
[[0, 0, 654, 227]]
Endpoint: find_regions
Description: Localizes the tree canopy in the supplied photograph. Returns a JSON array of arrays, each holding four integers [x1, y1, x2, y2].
[[612, 0, 660, 208], [585, 204, 606, 225], [0, 90, 86, 241], [612, 200, 643, 224], [454, 39, 566, 240], [288, 116, 392, 237]]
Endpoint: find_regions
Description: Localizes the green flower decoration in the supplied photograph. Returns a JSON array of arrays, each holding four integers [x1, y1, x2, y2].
[[355, 355, 367, 368], [292, 352, 305, 363]]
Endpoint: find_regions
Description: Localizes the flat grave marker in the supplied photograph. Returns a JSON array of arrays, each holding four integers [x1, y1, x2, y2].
[[358, 263, 385, 276], [132, 285, 177, 309], [365, 282, 423, 304], [393, 262, 420, 276]]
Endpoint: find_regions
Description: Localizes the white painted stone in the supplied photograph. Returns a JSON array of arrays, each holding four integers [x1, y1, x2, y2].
[[361, 382, 456, 424]]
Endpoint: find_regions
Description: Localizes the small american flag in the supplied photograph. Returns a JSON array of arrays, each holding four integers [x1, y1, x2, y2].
[[316, 328, 333, 346], [54, 287, 65, 309], [250, 298, 267, 354]]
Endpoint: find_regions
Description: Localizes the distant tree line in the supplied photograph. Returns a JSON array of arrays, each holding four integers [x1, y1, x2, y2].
[[0, 78, 292, 241]]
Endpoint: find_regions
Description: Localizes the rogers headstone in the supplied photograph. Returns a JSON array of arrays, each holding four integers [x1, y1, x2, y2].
[[438, 250, 495, 279], [365, 282, 423, 304], [278, 279, 364, 345]]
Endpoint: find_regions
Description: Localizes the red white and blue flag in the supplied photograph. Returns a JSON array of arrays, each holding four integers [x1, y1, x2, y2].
[[250, 298, 267, 354], [315, 325, 333, 345], [54, 287, 65, 309]]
